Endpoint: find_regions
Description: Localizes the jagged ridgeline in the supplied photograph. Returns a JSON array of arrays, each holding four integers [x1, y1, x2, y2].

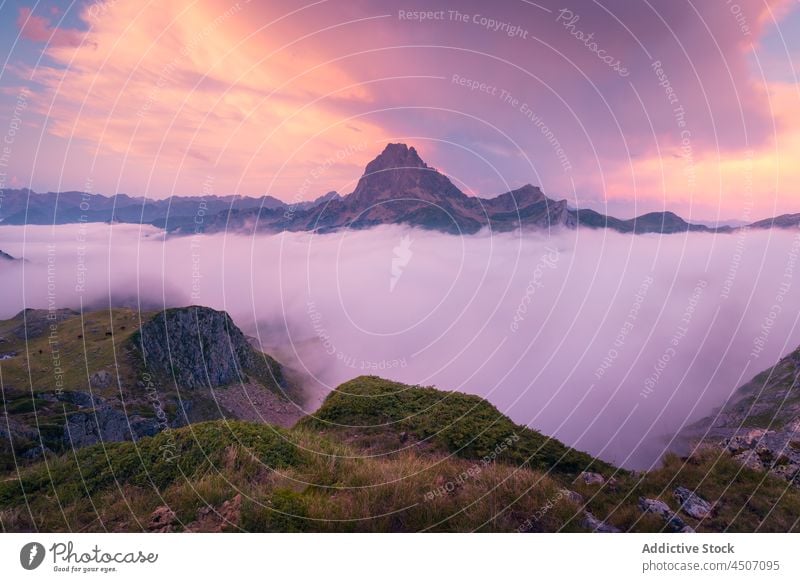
[[4, 144, 799, 235]]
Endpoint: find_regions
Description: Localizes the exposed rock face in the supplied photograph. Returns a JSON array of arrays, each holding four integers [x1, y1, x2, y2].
[[63, 407, 160, 448], [349, 143, 464, 206], [54, 390, 104, 408], [674, 487, 713, 519], [134, 306, 257, 389], [209, 382, 303, 428]]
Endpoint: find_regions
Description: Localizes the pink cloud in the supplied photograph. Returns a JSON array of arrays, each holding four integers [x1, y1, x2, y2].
[[17, 6, 84, 47]]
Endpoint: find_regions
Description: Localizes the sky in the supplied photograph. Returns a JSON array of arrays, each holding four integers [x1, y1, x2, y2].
[[0, 0, 798, 221]]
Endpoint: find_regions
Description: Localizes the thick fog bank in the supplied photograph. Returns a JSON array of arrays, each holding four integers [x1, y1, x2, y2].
[[2, 223, 799, 468]]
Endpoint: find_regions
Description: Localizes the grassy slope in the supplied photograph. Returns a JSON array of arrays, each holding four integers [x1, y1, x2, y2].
[[300, 376, 613, 475], [0, 308, 294, 471], [3, 376, 800, 532], [0, 309, 145, 469]]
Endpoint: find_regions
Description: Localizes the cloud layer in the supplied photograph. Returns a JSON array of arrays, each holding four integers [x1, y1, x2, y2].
[[2, 223, 799, 468]]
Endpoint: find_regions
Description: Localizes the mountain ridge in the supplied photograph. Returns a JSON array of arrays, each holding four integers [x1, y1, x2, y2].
[[2, 144, 797, 235]]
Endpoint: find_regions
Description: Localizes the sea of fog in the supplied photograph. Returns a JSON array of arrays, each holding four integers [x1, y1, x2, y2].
[[1, 223, 799, 469]]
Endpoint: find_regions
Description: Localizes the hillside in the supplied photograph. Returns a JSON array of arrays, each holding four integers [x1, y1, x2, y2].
[[3, 307, 800, 532], [0, 306, 303, 472], [3, 377, 799, 532], [683, 344, 800, 485]]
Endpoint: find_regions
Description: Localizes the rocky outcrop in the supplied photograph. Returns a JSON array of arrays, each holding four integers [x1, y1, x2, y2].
[[639, 498, 694, 532], [63, 407, 160, 448], [186, 494, 242, 532], [578, 471, 606, 485], [683, 345, 800, 486], [719, 425, 800, 484], [674, 487, 714, 519], [148, 506, 178, 533], [581, 511, 621, 533], [134, 306, 259, 389]]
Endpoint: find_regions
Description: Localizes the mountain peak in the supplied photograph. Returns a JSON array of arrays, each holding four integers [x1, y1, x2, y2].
[[345, 143, 465, 210], [364, 143, 427, 175]]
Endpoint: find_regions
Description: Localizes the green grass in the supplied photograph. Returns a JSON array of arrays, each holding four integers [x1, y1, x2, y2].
[[0, 420, 582, 533], [572, 449, 800, 533], [300, 376, 613, 476], [2, 410, 800, 532]]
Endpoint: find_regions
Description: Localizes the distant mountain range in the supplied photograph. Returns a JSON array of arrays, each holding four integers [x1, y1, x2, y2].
[[2, 143, 798, 235]]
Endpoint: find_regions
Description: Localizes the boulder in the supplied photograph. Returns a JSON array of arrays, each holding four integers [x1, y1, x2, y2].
[[639, 497, 693, 532], [559, 489, 585, 505], [581, 511, 621, 533], [674, 487, 713, 519], [148, 506, 178, 532], [578, 471, 605, 485]]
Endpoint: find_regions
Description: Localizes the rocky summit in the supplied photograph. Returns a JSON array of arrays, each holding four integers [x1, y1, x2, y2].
[[134, 306, 269, 389], [348, 143, 465, 206]]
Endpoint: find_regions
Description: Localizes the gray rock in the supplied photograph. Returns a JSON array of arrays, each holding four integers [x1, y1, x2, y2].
[[581, 511, 621, 533], [578, 471, 606, 485], [63, 407, 160, 448], [674, 486, 713, 519], [134, 307, 258, 389], [560, 489, 585, 505], [639, 497, 693, 532]]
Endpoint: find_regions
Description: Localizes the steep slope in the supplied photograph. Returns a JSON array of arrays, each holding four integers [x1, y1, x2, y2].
[[0, 250, 16, 261], [683, 344, 800, 484]]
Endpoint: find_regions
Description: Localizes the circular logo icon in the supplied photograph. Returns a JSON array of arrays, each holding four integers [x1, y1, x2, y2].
[[20, 542, 46, 570]]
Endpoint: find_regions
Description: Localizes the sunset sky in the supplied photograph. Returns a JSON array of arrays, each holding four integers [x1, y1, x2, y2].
[[0, 0, 798, 221]]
